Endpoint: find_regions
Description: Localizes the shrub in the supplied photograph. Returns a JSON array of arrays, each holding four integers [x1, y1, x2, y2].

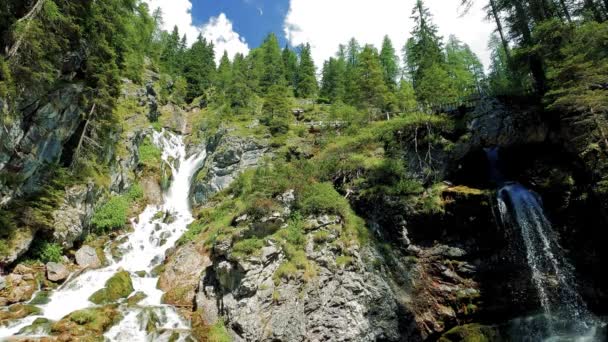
[[208, 319, 231, 342], [138, 137, 161, 168], [34, 242, 63, 263], [232, 238, 264, 258], [297, 182, 348, 216], [127, 183, 144, 202], [91, 196, 129, 233]]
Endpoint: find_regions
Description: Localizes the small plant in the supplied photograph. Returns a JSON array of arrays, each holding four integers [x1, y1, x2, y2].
[[207, 319, 231, 342], [336, 255, 354, 268], [231, 238, 264, 258], [138, 137, 161, 168], [34, 242, 63, 263], [127, 183, 144, 202], [91, 196, 129, 233]]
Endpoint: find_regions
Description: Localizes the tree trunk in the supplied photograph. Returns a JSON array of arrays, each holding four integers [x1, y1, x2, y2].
[[490, 0, 512, 64], [558, 0, 572, 22], [513, 0, 547, 94], [7, 0, 46, 59], [71, 104, 95, 169]]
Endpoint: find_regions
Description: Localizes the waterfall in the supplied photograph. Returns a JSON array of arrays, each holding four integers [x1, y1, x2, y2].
[[0, 130, 206, 340], [490, 149, 604, 341]]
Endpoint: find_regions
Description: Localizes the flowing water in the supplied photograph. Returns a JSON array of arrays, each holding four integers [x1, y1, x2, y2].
[[0, 130, 206, 340], [489, 149, 605, 341]]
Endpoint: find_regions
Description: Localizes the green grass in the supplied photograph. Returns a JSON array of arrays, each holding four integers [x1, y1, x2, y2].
[[138, 137, 162, 169]]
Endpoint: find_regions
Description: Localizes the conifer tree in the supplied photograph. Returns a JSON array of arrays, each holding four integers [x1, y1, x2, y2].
[[282, 45, 298, 90], [379, 35, 399, 90], [259, 33, 286, 93], [183, 34, 216, 102], [296, 43, 318, 98], [355, 45, 388, 111]]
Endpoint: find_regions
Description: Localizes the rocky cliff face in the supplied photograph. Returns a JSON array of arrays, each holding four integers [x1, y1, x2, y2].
[[190, 132, 268, 206], [0, 84, 85, 204]]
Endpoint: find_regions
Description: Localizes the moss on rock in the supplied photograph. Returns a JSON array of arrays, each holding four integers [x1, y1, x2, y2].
[[88, 270, 134, 304], [51, 305, 122, 340]]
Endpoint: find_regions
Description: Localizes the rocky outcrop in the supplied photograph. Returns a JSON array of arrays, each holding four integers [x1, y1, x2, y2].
[[191, 132, 268, 206], [0, 83, 86, 203], [0, 264, 39, 306], [158, 243, 210, 306], [51, 182, 102, 249], [193, 196, 403, 342]]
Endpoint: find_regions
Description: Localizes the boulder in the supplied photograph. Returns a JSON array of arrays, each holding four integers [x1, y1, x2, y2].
[[75, 245, 101, 269], [46, 262, 70, 282], [88, 270, 134, 304]]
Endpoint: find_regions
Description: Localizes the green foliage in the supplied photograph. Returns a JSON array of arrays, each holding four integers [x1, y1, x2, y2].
[[138, 137, 162, 169], [295, 43, 318, 98], [231, 238, 265, 258], [208, 319, 232, 342], [297, 183, 349, 216], [127, 183, 144, 202], [31, 241, 63, 263], [91, 196, 129, 233]]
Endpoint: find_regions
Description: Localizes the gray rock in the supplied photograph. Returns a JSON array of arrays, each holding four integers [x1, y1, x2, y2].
[[0, 276, 6, 291], [46, 262, 70, 282], [195, 216, 401, 342], [75, 245, 101, 269], [51, 182, 100, 249], [191, 133, 267, 206]]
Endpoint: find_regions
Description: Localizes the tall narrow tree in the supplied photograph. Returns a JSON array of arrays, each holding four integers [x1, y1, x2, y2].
[[296, 43, 318, 98]]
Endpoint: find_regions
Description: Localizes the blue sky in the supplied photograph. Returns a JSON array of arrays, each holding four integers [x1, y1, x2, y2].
[[144, 0, 495, 68], [191, 0, 290, 48]]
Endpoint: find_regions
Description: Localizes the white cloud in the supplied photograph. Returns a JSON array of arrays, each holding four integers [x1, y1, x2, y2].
[[284, 0, 494, 71], [144, 1, 249, 63], [201, 13, 250, 63], [144, 0, 200, 45]]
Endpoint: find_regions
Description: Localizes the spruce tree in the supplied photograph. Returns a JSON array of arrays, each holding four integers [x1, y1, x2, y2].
[[282, 45, 298, 90], [259, 33, 286, 93], [296, 43, 318, 98], [355, 45, 388, 111], [379, 35, 399, 90]]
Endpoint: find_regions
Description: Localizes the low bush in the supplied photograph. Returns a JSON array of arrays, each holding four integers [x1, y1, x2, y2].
[[91, 196, 129, 233]]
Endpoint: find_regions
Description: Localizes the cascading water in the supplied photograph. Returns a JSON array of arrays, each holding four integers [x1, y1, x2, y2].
[[489, 148, 604, 341], [0, 130, 206, 340]]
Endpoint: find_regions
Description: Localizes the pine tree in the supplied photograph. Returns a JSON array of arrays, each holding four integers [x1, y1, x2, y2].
[[216, 51, 232, 101], [227, 53, 253, 110], [379, 35, 399, 90], [405, 0, 445, 89], [355, 45, 388, 111], [296, 43, 318, 98], [183, 34, 216, 102], [282, 45, 298, 90], [259, 33, 286, 93], [396, 79, 418, 113], [344, 38, 361, 104], [445, 35, 484, 99], [320, 57, 346, 103], [405, 0, 454, 103], [160, 26, 182, 75]]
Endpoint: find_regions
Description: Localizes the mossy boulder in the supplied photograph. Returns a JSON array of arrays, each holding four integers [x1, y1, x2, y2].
[[0, 304, 42, 324], [88, 270, 134, 304], [51, 305, 122, 340], [18, 317, 54, 336], [439, 324, 503, 342]]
